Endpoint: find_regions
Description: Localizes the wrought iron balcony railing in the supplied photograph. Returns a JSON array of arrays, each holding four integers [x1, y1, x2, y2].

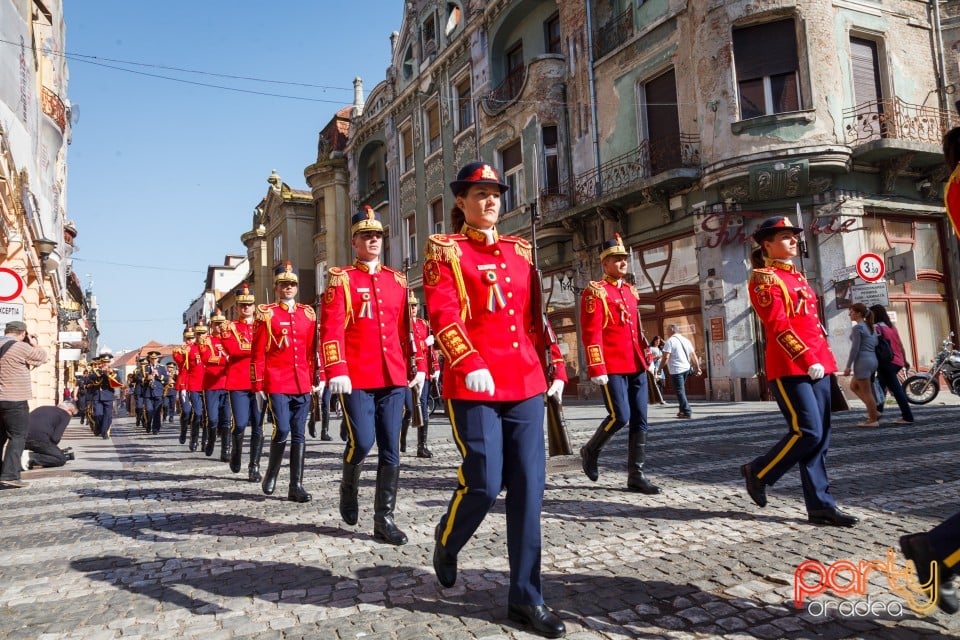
[[358, 181, 388, 209], [570, 133, 700, 205], [843, 97, 954, 146], [593, 6, 633, 60], [482, 64, 527, 112]]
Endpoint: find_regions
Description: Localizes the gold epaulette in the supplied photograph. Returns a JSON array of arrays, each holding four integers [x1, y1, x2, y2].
[[750, 268, 779, 286], [501, 235, 532, 264], [327, 266, 350, 289], [382, 265, 406, 288], [298, 303, 317, 322], [425, 234, 462, 263], [585, 281, 607, 299], [327, 266, 354, 326], [255, 303, 275, 323]]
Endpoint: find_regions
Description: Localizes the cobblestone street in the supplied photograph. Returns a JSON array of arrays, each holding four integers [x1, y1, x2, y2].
[[2, 395, 959, 639]]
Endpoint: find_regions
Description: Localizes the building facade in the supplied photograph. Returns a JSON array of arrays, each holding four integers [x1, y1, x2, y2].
[[346, 0, 960, 401]]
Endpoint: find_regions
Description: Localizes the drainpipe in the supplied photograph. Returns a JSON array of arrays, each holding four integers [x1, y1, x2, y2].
[[932, 0, 949, 115], [584, 0, 603, 197]]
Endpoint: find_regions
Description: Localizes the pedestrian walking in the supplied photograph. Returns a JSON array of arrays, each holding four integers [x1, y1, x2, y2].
[[251, 262, 322, 503], [739, 215, 858, 527], [842, 303, 881, 427], [424, 161, 567, 638], [578, 233, 660, 494], [660, 324, 701, 418], [0, 321, 48, 489], [869, 304, 914, 424], [220, 284, 264, 481], [321, 207, 416, 545], [647, 335, 666, 404]]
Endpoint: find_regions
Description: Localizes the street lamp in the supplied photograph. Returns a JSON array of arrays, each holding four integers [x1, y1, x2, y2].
[[558, 268, 583, 294], [33, 237, 56, 261]]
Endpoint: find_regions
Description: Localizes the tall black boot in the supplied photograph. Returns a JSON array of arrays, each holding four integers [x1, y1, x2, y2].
[[580, 425, 615, 482], [261, 440, 286, 495], [320, 409, 332, 441], [339, 462, 363, 525], [339, 418, 348, 442], [400, 414, 410, 453], [219, 427, 231, 462], [229, 429, 244, 473], [373, 465, 408, 545], [179, 412, 188, 444], [204, 422, 217, 457], [189, 416, 200, 452], [627, 432, 661, 494], [288, 442, 312, 503], [200, 415, 209, 451], [248, 433, 263, 482], [417, 425, 433, 458]]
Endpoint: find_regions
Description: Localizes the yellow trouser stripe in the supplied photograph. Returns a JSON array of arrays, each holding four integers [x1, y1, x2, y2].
[[600, 381, 618, 433], [441, 398, 467, 547], [758, 378, 801, 480], [341, 393, 356, 461], [945, 546, 960, 569]]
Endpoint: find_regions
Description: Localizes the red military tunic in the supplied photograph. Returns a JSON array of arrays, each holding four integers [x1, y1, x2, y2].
[[220, 319, 255, 391], [171, 344, 190, 391], [422, 229, 567, 402], [183, 343, 205, 392], [749, 259, 837, 380], [320, 262, 410, 389], [945, 163, 960, 237], [412, 317, 439, 374], [251, 301, 318, 394], [579, 275, 650, 377], [198, 335, 228, 391]]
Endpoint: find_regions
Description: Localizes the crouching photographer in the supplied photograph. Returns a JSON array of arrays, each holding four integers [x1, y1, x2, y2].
[[24, 401, 78, 470]]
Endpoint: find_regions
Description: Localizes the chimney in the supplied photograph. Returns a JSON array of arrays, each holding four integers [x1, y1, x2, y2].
[[353, 76, 365, 116], [390, 31, 399, 54]]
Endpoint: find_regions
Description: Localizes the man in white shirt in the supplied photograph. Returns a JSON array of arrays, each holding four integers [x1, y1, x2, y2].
[[659, 324, 701, 419]]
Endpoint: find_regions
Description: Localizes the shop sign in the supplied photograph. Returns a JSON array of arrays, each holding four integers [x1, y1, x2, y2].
[[710, 317, 726, 342], [60, 348, 82, 361], [0, 302, 23, 333], [836, 281, 889, 309], [698, 212, 857, 249]]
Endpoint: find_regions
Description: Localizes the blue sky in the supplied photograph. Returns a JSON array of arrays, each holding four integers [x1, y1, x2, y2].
[[64, 1, 402, 353]]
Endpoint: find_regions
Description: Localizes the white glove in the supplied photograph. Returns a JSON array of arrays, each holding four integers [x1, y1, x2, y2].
[[807, 363, 825, 380], [256, 391, 267, 404], [430, 370, 440, 381], [547, 379, 565, 399], [312, 381, 326, 395], [329, 375, 352, 395], [590, 375, 609, 387], [465, 368, 495, 395], [425, 335, 435, 347], [408, 371, 426, 389]]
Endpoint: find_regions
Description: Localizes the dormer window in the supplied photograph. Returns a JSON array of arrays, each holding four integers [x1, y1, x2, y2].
[[422, 13, 437, 56], [402, 44, 414, 79]]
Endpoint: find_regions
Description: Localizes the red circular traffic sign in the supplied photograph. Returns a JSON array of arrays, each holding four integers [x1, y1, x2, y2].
[[0, 267, 23, 302], [856, 253, 885, 283]]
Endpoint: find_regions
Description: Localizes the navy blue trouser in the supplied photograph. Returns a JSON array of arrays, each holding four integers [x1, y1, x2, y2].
[[875, 362, 914, 422], [747, 375, 835, 512], [268, 393, 310, 445], [204, 390, 231, 431], [437, 394, 546, 606], [230, 390, 262, 438], [928, 511, 960, 574], [93, 398, 114, 438], [341, 386, 405, 465], [598, 371, 648, 436], [144, 396, 162, 432], [188, 391, 204, 426], [163, 395, 177, 421]]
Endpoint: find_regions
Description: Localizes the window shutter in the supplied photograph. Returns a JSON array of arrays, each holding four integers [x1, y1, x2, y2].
[[733, 19, 798, 81], [850, 37, 882, 107]]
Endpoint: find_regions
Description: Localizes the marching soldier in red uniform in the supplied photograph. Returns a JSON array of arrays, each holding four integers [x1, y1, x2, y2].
[[199, 310, 231, 460], [400, 293, 439, 458], [185, 322, 208, 452], [220, 284, 263, 482], [578, 234, 660, 494], [740, 216, 858, 527], [251, 262, 322, 503], [321, 207, 415, 545], [424, 162, 567, 638], [172, 326, 195, 444]]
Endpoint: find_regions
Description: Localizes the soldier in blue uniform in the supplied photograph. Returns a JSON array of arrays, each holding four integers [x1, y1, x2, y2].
[[88, 354, 121, 439], [76, 366, 89, 426], [141, 351, 167, 434], [133, 356, 148, 430], [163, 363, 178, 423]]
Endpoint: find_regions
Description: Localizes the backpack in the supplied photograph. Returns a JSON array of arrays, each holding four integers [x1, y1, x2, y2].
[[875, 328, 894, 365]]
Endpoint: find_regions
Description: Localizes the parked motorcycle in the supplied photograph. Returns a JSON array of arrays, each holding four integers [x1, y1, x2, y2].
[[903, 332, 960, 404]]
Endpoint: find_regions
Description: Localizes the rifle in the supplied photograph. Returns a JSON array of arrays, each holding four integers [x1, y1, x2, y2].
[[529, 188, 573, 456], [308, 295, 322, 438], [402, 258, 425, 428]]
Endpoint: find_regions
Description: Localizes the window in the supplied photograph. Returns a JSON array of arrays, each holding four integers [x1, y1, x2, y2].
[[455, 74, 473, 132], [424, 100, 441, 154], [400, 122, 413, 173], [445, 3, 462, 37], [422, 13, 437, 56], [272, 235, 282, 263], [542, 126, 560, 195], [402, 44, 414, 79], [405, 213, 418, 264], [431, 198, 445, 234], [732, 19, 800, 119], [544, 12, 561, 54], [501, 141, 524, 212]]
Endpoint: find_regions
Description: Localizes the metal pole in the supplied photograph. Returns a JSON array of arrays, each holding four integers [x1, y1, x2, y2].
[[584, 0, 603, 197]]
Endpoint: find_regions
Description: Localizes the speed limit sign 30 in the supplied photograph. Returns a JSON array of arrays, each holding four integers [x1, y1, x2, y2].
[[856, 253, 885, 283]]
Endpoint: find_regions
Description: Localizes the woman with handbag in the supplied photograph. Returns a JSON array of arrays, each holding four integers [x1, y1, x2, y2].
[[869, 304, 914, 424]]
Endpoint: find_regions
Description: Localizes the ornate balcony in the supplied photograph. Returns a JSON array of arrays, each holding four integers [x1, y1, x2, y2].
[[358, 181, 388, 210], [570, 133, 701, 206], [843, 97, 956, 170], [41, 87, 66, 132], [482, 64, 527, 113], [593, 6, 633, 60]]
